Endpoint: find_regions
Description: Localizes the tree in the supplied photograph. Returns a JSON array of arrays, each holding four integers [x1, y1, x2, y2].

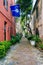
[[16, 0, 32, 34], [16, 0, 32, 21]]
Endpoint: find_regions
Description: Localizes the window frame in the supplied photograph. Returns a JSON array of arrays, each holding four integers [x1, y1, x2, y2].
[[3, 0, 8, 11]]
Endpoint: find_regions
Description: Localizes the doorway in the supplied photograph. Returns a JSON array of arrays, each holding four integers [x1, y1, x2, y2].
[[4, 22, 7, 40]]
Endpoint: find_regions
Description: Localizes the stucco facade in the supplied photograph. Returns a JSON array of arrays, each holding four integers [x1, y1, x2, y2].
[[31, 0, 43, 38], [0, 0, 16, 41]]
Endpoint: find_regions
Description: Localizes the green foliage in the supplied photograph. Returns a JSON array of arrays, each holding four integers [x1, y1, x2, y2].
[[39, 44, 43, 49], [21, 14, 26, 21], [11, 33, 22, 44], [26, 34, 41, 43], [16, 0, 32, 13], [0, 33, 22, 58], [0, 41, 12, 58], [25, 32, 28, 38], [16, 33, 22, 40], [1, 41, 12, 52], [26, 34, 33, 40], [0, 45, 5, 58], [11, 35, 17, 44], [16, 0, 32, 22], [32, 35, 41, 43], [16, 36, 20, 43]]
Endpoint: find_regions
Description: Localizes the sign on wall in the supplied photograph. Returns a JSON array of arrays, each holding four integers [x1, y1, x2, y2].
[[10, 4, 20, 17]]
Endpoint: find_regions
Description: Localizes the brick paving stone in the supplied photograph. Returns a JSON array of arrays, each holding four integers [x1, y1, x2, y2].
[[0, 37, 43, 65]]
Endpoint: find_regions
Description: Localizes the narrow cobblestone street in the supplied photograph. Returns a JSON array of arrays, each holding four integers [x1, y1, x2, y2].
[[0, 37, 43, 65]]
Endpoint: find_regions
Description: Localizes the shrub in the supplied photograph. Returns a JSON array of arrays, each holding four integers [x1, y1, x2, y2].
[[19, 33, 22, 39], [11, 35, 20, 44], [0, 41, 12, 58], [10, 38, 16, 44], [0, 45, 5, 58], [16, 33, 22, 40], [11, 33, 22, 44], [11, 35, 17, 44], [16, 33, 22, 42], [16, 36, 20, 43], [25, 32, 28, 38], [27, 34, 33, 40], [0, 42, 3, 45], [27, 34, 41, 43], [39, 43, 43, 50], [32, 35, 41, 43], [1, 41, 12, 52]]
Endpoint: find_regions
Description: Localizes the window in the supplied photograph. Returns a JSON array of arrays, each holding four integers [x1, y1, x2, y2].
[[3, 0, 8, 10], [36, 6, 38, 18]]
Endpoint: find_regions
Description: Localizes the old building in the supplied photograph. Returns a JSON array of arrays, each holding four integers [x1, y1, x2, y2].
[[31, 0, 43, 38], [0, 0, 16, 41]]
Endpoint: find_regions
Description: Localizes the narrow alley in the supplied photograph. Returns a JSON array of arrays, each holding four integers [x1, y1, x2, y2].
[[0, 0, 43, 65], [0, 37, 43, 65]]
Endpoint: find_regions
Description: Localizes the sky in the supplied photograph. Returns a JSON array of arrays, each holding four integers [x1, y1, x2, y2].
[[15, 0, 17, 3], [33, 0, 36, 7]]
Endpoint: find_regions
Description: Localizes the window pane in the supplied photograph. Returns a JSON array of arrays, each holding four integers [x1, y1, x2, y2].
[[3, 0, 8, 10], [3, 0, 5, 5]]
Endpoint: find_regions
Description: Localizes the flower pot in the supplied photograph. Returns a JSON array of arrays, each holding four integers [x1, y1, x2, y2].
[[30, 40, 36, 46]]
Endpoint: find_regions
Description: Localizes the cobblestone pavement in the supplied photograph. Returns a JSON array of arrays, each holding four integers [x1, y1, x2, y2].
[[0, 37, 43, 65]]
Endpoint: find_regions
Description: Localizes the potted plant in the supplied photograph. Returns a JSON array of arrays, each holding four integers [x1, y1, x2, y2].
[[27, 34, 35, 46], [39, 43, 43, 51], [29, 35, 36, 46], [27, 34, 41, 46]]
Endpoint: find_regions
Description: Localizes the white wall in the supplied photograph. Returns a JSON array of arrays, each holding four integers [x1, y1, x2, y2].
[[16, 20, 22, 33]]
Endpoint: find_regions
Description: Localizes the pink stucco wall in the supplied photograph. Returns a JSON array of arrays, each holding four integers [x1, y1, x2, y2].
[[0, 0, 16, 41]]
